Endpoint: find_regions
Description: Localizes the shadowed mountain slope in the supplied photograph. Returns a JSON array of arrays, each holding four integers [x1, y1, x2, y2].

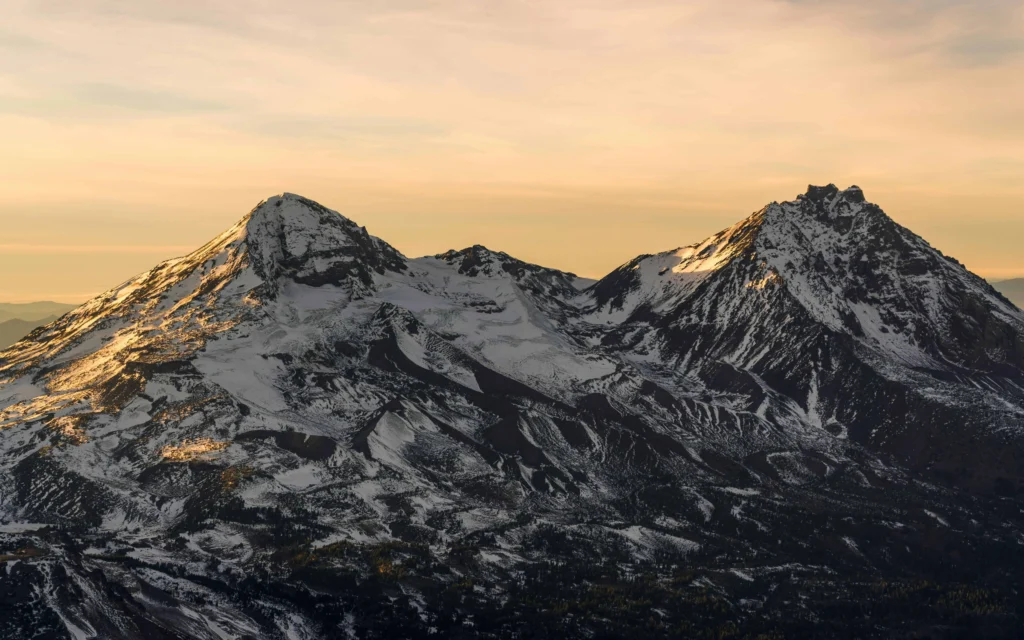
[[1, 188, 1022, 639]]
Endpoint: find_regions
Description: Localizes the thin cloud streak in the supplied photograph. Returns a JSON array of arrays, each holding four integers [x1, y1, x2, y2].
[[0, 295, 95, 305], [0, 244, 196, 255]]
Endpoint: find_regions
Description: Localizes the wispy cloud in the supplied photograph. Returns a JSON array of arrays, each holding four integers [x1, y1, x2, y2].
[[73, 83, 226, 113], [0, 29, 45, 49], [776, 0, 1024, 66], [34, 0, 257, 32], [939, 34, 1024, 66], [0, 244, 195, 255], [241, 115, 448, 141], [0, 84, 227, 119]]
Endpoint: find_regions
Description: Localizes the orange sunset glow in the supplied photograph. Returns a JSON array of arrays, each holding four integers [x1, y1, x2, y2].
[[2, 0, 1022, 302]]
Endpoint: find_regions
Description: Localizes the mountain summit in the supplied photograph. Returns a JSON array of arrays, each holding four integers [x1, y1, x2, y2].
[[244, 193, 406, 292], [592, 184, 1022, 370], [1, 187, 1022, 639]]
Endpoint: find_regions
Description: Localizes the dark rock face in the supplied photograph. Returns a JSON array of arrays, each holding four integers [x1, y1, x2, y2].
[[247, 193, 407, 295], [1, 188, 1023, 639], [235, 430, 337, 461]]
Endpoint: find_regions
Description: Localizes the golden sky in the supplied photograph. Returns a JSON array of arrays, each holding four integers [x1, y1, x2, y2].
[[1, 0, 1022, 302]]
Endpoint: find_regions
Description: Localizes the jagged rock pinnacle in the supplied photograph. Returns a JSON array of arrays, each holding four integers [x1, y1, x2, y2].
[[801, 183, 841, 203]]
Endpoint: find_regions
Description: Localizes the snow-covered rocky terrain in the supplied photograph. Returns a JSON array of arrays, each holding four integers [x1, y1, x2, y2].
[[1, 186, 1022, 639]]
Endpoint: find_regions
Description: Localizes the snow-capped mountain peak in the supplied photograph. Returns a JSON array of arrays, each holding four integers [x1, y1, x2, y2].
[[767, 184, 878, 233], [434, 244, 522, 277], [585, 184, 1023, 373], [751, 185, 1024, 369], [244, 193, 406, 293], [2, 189, 1023, 639]]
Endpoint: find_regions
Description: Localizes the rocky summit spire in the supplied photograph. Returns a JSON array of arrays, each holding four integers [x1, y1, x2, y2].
[[798, 183, 865, 204], [800, 183, 841, 203]]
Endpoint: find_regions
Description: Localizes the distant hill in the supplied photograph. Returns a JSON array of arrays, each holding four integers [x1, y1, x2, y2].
[[0, 302, 76, 349], [992, 278, 1024, 309], [0, 301, 76, 324], [0, 315, 62, 349]]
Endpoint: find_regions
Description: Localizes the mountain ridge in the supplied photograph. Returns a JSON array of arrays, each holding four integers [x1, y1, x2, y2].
[[1, 186, 1023, 639]]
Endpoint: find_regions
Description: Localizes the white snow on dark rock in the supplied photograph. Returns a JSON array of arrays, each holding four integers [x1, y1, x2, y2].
[[1, 187, 1022, 638]]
